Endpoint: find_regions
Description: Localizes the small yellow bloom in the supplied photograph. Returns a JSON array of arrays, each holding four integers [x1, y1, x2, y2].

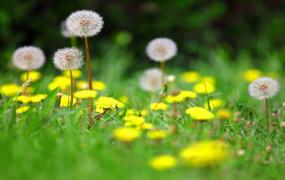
[[181, 71, 201, 83], [76, 80, 106, 91], [217, 109, 231, 120], [95, 96, 124, 113], [179, 90, 197, 99], [165, 94, 184, 103], [0, 84, 21, 97], [113, 127, 141, 143], [150, 103, 168, 111], [124, 115, 145, 127], [63, 70, 82, 78], [201, 76, 216, 84], [16, 106, 30, 114], [149, 155, 177, 170], [243, 69, 261, 82], [147, 130, 168, 140], [30, 94, 47, 103], [13, 95, 31, 103], [140, 123, 154, 130], [60, 95, 77, 107], [48, 76, 70, 91], [21, 71, 41, 82], [180, 140, 230, 167], [205, 99, 224, 110], [193, 82, 215, 94], [119, 96, 129, 103], [74, 90, 97, 99], [186, 107, 214, 121]]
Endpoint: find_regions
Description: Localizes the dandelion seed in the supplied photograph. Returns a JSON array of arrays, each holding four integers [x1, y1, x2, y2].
[[12, 46, 45, 71], [140, 68, 164, 92], [53, 48, 83, 71], [61, 21, 75, 38], [249, 77, 279, 100], [146, 38, 177, 62], [66, 10, 104, 37]]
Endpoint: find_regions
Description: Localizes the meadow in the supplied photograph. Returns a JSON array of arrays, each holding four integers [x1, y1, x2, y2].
[[0, 10, 285, 180]]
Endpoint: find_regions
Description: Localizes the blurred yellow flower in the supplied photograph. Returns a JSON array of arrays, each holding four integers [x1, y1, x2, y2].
[[21, 71, 41, 82], [193, 82, 215, 94], [147, 130, 168, 140], [201, 76, 216, 84], [48, 76, 70, 91], [150, 102, 168, 111], [217, 109, 231, 120], [140, 123, 154, 130], [124, 115, 145, 127], [179, 140, 230, 167], [243, 69, 261, 82], [205, 99, 224, 110], [13, 94, 47, 103], [13, 95, 30, 103], [0, 84, 21, 97], [60, 95, 77, 107], [186, 107, 214, 121], [166, 90, 197, 103], [16, 106, 30, 114], [119, 96, 129, 103], [181, 71, 201, 83], [63, 70, 82, 78], [149, 155, 177, 170], [76, 80, 106, 91], [113, 127, 141, 143], [95, 96, 124, 113], [74, 90, 97, 99]]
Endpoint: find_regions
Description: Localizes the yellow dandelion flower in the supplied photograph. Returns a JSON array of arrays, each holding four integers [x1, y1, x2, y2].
[[165, 94, 184, 103], [150, 102, 168, 111], [125, 109, 136, 116], [147, 130, 168, 140], [243, 69, 261, 82], [119, 96, 129, 103], [60, 95, 77, 107], [30, 94, 47, 103], [201, 76, 216, 84], [76, 80, 106, 91], [205, 99, 224, 110], [217, 109, 231, 120], [21, 71, 41, 82], [179, 90, 197, 99], [193, 82, 215, 94], [13, 95, 30, 103], [48, 76, 70, 91], [0, 84, 21, 97], [74, 90, 97, 99], [124, 115, 145, 127], [186, 107, 214, 121], [181, 71, 201, 83], [95, 96, 124, 113], [179, 140, 230, 167], [140, 123, 154, 130], [149, 155, 177, 170], [113, 127, 141, 143], [16, 106, 30, 114], [63, 69, 82, 78]]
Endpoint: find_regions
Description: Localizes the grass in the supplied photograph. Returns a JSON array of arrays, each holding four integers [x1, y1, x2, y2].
[[0, 46, 285, 180]]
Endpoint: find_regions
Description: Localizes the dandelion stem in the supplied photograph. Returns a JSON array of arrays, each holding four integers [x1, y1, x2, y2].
[[160, 61, 165, 86], [84, 35, 93, 90], [69, 69, 74, 107], [23, 70, 30, 96], [265, 98, 270, 131], [71, 37, 77, 47]]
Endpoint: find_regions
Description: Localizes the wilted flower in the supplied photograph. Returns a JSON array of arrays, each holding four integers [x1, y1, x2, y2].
[[12, 46, 45, 70], [66, 10, 104, 37], [249, 77, 279, 100], [140, 68, 164, 92], [53, 48, 83, 71], [146, 38, 177, 62]]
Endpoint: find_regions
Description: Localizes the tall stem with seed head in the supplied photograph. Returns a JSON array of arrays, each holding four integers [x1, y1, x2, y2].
[[265, 98, 270, 131], [69, 69, 74, 107], [84, 35, 93, 90], [23, 70, 30, 96]]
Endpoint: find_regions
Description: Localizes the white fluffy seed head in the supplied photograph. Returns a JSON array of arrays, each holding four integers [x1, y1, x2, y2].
[[146, 37, 177, 62], [61, 21, 75, 38], [249, 77, 279, 100], [53, 48, 83, 71], [12, 46, 45, 70], [139, 68, 164, 92], [66, 10, 104, 37]]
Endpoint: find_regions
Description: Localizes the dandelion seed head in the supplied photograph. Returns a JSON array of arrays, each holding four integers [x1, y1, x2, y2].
[[53, 48, 83, 71], [61, 21, 75, 38], [66, 10, 104, 37], [249, 77, 279, 100], [12, 46, 45, 70], [139, 68, 164, 92], [146, 38, 177, 62]]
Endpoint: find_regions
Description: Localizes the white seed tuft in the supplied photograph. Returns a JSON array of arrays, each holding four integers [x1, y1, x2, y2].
[[66, 10, 104, 37], [53, 48, 83, 71], [12, 46, 46, 70], [139, 68, 164, 92], [146, 38, 177, 62], [61, 21, 75, 38], [249, 77, 279, 100]]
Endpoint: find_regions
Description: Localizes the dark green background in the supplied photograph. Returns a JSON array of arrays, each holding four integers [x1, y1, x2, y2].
[[1, 0, 285, 70]]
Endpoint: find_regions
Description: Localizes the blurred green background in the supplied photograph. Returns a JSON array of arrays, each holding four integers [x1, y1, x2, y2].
[[1, 0, 285, 71]]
